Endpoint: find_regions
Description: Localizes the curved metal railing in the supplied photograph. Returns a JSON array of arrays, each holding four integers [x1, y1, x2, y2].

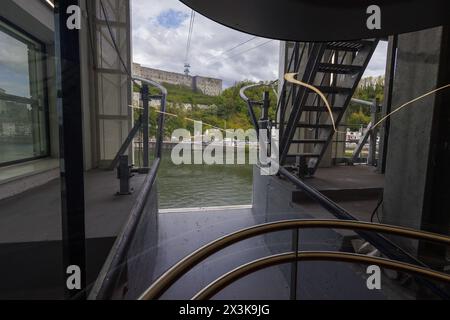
[[89, 77, 167, 300], [139, 219, 450, 300], [240, 82, 278, 134], [194, 252, 450, 300]]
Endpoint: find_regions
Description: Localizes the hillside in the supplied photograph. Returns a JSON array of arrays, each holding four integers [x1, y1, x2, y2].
[[160, 82, 219, 106], [134, 76, 384, 138], [134, 82, 218, 106]]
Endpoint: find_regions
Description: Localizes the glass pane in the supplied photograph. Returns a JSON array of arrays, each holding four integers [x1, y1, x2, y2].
[[0, 28, 31, 98], [0, 101, 46, 163], [0, 21, 48, 165]]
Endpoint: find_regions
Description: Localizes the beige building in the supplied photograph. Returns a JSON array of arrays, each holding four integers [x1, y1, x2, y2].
[[133, 63, 222, 96]]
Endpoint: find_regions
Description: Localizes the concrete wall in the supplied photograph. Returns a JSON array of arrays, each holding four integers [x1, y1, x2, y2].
[[193, 75, 222, 96], [134, 63, 193, 88], [382, 26, 448, 254], [133, 63, 222, 96]]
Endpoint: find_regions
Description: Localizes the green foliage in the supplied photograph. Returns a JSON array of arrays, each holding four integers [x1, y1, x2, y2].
[[354, 76, 385, 102], [162, 83, 219, 106], [134, 75, 384, 138], [346, 75, 385, 129], [134, 80, 279, 139], [347, 110, 371, 128]]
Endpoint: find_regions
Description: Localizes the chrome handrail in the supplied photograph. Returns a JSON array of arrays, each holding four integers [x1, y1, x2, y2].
[[193, 251, 450, 300], [133, 76, 168, 96], [133, 76, 167, 159], [240, 82, 278, 134], [139, 219, 450, 300], [239, 83, 277, 102], [240, 83, 266, 132]]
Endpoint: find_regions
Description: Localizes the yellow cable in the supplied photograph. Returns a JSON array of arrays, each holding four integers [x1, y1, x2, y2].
[[284, 73, 346, 134], [285, 73, 450, 135], [129, 105, 233, 134], [372, 84, 450, 130], [131, 80, 450, 140]]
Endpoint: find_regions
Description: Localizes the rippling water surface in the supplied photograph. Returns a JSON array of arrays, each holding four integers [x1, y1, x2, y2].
[[149, 149, 253, 209]]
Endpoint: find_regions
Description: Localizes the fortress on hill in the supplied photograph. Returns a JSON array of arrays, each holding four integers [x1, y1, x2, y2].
[[133, 63, 223, 96]]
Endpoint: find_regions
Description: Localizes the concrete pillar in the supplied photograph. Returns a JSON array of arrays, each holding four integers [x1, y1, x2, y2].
[[382, 26, 450, 266]]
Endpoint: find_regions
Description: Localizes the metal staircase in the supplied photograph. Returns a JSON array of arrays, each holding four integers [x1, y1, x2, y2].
[[277, 39, 379, 177]]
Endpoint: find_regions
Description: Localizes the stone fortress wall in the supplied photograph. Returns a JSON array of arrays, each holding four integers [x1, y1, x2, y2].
[[133, 63, 222, 96]]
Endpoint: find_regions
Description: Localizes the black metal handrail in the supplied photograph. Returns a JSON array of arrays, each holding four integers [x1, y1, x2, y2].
[[88, 77, 167, 300], [139, 219, 450, 300], [239, 83, 264, 133]]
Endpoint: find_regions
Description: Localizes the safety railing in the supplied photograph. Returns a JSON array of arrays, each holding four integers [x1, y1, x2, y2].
[[88, 77, 167, 300], [239, 83, 277, 137], [242, 75, 448, 297], [277, 166, 450, 298], [139, 219, 450, 300]]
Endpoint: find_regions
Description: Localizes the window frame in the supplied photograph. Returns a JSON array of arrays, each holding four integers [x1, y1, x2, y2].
[[0, 17, 51, 168]]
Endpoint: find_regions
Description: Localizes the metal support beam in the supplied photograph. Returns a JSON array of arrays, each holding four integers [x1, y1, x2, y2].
[[108, 116, 143, 171], [290, 228, 299, 300], [352, 122, 372, 163], [261, 91, 270, 121], [54, 0, 86, 300], [141, 84, 150, 168], [156, 94, 166, 159], [368, 99, 380, 166], [378, 36, 398, 173], [117, 155, 132, 195], [278, 167, 449, 299]]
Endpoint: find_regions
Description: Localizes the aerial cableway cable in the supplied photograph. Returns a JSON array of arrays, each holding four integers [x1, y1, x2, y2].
[[207, 37, 270, 63], [184, 10, 196, 66], [226, 39, 274, 59], [221, 36, 258, 56]]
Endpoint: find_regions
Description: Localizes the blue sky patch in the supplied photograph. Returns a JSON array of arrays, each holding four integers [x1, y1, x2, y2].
[[156, 9, 188, 29]]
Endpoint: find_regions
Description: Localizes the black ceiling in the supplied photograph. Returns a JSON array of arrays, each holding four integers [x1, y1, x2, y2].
[[180, 0, 448, 41]]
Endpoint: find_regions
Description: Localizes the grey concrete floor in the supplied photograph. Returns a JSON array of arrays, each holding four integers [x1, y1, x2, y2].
[[142, 207, 406, 300], [0, 169, 147, 243], [309, 165, 384, 190], [0, 164, 417, 300], [151, 207, 290, 300]]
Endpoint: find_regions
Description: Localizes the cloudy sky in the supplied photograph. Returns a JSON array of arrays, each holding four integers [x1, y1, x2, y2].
[[132, 0, 387, 88]]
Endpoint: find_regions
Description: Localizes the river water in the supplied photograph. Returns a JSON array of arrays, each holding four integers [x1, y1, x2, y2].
[[140, 149, 253, 209]]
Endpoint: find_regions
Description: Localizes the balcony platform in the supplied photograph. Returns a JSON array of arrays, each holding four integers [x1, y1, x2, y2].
[[0, 169, 147, 299], [137, 206, 410, 300], [293, 165, 384, 204]]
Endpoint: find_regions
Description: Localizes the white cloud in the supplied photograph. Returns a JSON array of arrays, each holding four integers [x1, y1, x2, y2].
[[132, 0, 279, 87], [364, 41, 388, 78], [132, 0, 386, 88]]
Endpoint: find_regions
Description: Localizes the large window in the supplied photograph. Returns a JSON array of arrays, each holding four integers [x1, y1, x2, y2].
[[0, 20, 49, 166]]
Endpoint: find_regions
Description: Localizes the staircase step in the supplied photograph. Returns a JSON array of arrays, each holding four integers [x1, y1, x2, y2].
[[296, 123, 333, 129], [314, 86, 352, 94], [301, 106, 344, 112], [286, 153, 321, 158], [326, 40, 374, 52], [291, 139, 328, 144], [318, 63, 362, 74]]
